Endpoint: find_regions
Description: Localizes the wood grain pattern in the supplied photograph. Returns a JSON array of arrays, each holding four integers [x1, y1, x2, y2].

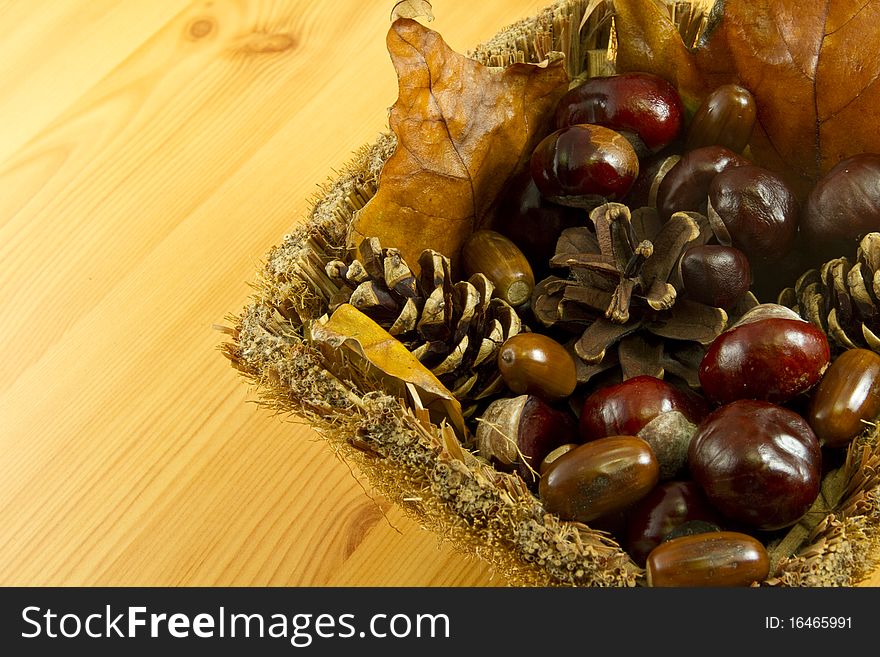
[[0, 0, 877, 588]]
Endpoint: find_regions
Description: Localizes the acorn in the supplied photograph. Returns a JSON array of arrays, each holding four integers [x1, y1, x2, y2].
[[807, 348, 880, 448], [539, 443, 579, 474], [462, 229, 535, 307], [646, 531, 770, 587], [497, 333, 578, 402], [685, 84, 757, 154], [539, 436, 659, 524]]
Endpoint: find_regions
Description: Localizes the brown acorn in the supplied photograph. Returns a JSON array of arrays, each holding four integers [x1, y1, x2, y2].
[[646, 531, 770, 587], [685, 84, 756, 153], [497, 333, 578, 402], [539, 436, 659, 523], [807, 348, 880, 448], [462, 229, 535, 307]]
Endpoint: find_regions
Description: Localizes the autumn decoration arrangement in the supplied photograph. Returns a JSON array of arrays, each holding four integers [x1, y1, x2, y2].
[[222, 0, 880, 587]]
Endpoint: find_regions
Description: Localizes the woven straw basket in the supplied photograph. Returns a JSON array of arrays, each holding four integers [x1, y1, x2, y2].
[[222, 0, 880, 587]]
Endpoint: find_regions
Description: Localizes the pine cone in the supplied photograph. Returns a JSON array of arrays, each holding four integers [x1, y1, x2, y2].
[[326, 237, 524, 415], [532, 202, 755, 388], [778, 232, 880, 354]]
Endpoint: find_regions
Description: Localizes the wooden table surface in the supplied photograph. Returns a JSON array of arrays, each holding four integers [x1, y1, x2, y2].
[[1, 0, 877, 588]]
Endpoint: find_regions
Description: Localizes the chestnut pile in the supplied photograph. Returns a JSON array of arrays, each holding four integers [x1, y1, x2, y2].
[[469, 71, 880, 586]]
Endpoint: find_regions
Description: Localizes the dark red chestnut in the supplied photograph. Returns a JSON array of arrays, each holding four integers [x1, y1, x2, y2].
[[530, 124, 639, 207], [476, 394, 578, 484], [807, 348, 880, 448], [553, 72, 685, 153], [539, 436, 659, 523], [688, 399, 822, 531], [495, 169, 583, 272], [622, 153, 680, 210], [662, 519, 722, 542], [685, 84, 756, 153], [624, 480, 722, 567], [707, 165, 799, 263], [679, 244, 751, 308], [801, 153, 880, 262], [656, 145, 750, 220], [578, 374, 709, 441], [646, 531, 770, 587], [698, 304, 831, 405]]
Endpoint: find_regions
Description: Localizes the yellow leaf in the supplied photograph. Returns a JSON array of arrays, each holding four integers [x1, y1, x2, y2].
[[307, 303, 467, 438]]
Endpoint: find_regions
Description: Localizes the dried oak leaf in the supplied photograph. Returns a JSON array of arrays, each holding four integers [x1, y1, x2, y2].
[[307, 302, 467, 438], [613, 0, 880, 195], [347, 18, 569, 275]]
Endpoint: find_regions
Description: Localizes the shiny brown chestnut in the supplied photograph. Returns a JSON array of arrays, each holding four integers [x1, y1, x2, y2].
[[688, 399, 822, 531], [461, 229, 535, 307], [495, 169, 582, 273], [807, 348, 880, 448], [707, 165, 799, 263], [699, 303, 831, 405], [624, 480, 722, 567], [476, 394, 578, 484], [498, 333, 578, 402], [656, 145, 750, 221], [539, 436, 659, 524], [679, 244, 751, 308], [685, 84, 757, 153], [646, 531, 770, 587], [553, 72, 685, 153], [622, 153, 680, 210], [801, 153, 880, 263], [578, 375, 709, 441], [530, 123, 639, 207]]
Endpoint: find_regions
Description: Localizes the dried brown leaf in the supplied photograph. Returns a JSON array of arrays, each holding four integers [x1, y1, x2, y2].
[[348, 18, 569, 274], [308, 303, 466, 438], [614, 0, 880, 194]]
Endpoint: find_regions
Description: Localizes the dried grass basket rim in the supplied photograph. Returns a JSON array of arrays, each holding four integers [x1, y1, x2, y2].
[[221, 0, 880, 587]]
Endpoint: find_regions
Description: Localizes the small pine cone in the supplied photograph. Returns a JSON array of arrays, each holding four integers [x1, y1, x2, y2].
[[531, 202, 740, 389], [778, 232, 880, 354], [326, 237, 524, 415]]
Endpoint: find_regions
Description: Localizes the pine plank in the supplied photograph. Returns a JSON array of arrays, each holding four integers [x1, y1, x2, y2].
[[0, 0, 549, 587], [0, 0, 877, 590]]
